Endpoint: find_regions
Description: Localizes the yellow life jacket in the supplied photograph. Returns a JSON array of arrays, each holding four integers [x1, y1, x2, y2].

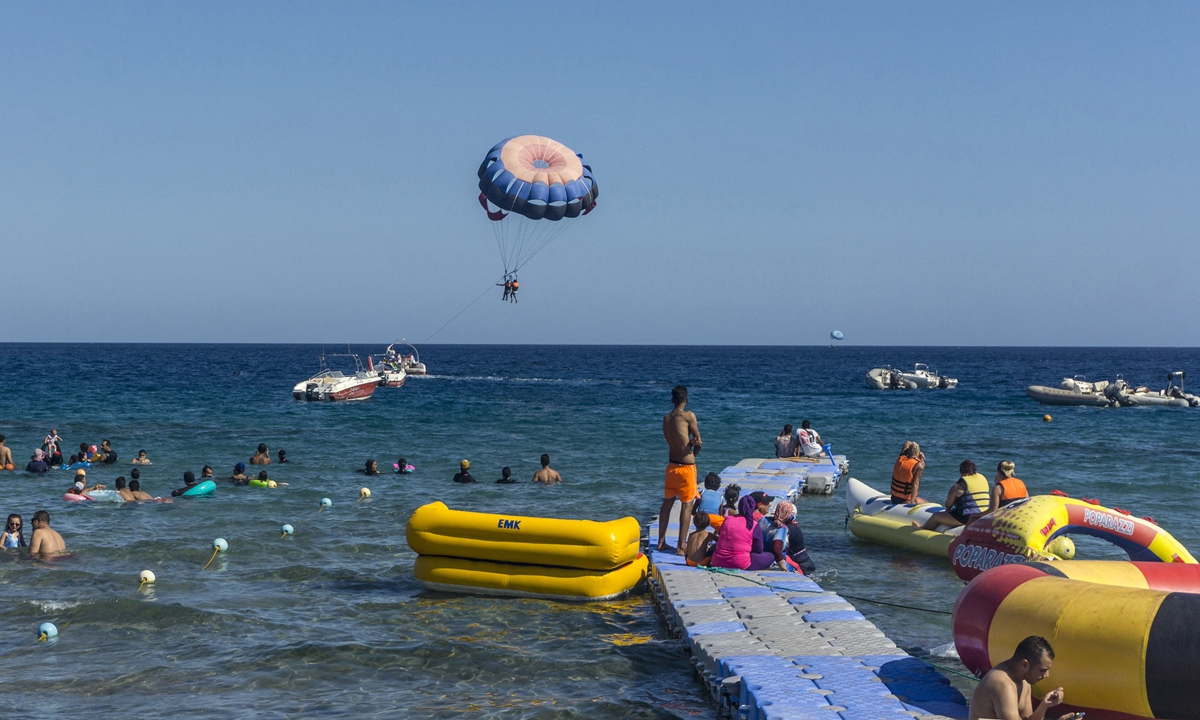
[[955, 473, 991, 515]]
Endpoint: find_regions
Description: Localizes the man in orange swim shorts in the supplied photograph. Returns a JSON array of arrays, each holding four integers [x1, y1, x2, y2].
[[659, 385, 702, 555]]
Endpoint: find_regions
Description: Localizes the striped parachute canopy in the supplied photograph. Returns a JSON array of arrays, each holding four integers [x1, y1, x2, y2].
[[477, 135, 598, 275], [830, 330, 844, 341]]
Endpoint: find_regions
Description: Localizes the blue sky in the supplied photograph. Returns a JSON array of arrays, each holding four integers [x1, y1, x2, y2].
[[2, 3, 1197, 344]]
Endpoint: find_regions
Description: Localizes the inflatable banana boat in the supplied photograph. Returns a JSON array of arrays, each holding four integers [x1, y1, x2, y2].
[[954, 561, 1200, 720], [846, 479, 1076, 561], [406, 502, 647, 601], [949, 494, 1194, 582], [845, 478, 963, 556]]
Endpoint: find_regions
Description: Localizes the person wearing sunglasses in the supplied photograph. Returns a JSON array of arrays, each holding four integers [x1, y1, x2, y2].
[[1, 514, 24, 549]]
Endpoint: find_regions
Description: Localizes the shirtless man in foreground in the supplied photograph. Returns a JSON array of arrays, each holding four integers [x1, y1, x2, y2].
[[29, 510, 66, 555], [532, 454, 562, 483], [970, 635, 1067, 720], [659, 385, 702, 555]]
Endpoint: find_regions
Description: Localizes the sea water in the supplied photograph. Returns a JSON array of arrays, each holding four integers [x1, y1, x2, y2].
[[1, 344, 1198, 717]]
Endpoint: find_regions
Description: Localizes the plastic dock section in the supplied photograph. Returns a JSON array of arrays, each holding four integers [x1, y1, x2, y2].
[[647, 458, 967, 720], [717, 456, 849, 498]]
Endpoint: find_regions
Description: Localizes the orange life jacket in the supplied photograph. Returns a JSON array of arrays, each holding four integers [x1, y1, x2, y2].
[[997, 477, 1029, 506], [890, 455, 919, 501]]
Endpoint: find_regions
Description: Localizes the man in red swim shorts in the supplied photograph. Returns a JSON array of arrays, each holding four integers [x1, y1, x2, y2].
[[659, 385, 702, 555]]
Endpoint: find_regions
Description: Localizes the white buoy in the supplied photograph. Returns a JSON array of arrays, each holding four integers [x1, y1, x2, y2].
[[321, 498, 332, 508], [140, 570, 156, 584], [359, 488, 371, 499], [281, 524, 294, 537], [213, 538, 228, 552], [39, 622, 58, 640]]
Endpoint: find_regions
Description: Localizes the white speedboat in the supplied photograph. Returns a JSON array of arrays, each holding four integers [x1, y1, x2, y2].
[[866, 364, 957, 390], [292, 354, 379, 401]]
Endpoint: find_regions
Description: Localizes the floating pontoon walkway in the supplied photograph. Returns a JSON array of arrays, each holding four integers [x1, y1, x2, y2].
[[647, 458, 967, 720]]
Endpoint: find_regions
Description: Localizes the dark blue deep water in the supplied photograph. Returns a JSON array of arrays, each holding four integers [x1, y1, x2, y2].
[[2, 344, 1199, 718]]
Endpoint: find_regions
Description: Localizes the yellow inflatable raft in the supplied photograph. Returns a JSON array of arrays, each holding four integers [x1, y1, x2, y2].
[[406, 502, 646, 601], [414, 555, 650, 602], [407, 501, 641, 571]]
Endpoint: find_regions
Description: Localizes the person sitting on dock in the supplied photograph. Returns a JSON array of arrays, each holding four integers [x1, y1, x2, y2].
[[969, 635, 1064, 720], [696, 473, 723, 516], [710, 495, 775, 571], [684, 512, 716, 567], [496, 466, 516, 484], [991, 460, 1029, 510], [708, 483, 742, 532], [250, 444, 271, 465], [916, 460, 991, 530], [659, 385, 702, 555], [890, 441, 926, 505], [532, 454, 562, 483], [757, 500, 795, 571], [781, 510, 817, 575], [795, 420, 824, 458], [774, 425, 797, 458], [749, 491, 774, 521], [453, 460, 477, 483]]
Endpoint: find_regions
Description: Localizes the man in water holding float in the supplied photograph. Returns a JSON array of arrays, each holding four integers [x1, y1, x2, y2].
[[970, 635, 1068, 720], [659, 385, 702, 555]]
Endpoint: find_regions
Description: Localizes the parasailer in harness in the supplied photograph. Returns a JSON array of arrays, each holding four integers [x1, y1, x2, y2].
[[916, 459, 991, 530], [476, 135, 598, 303]]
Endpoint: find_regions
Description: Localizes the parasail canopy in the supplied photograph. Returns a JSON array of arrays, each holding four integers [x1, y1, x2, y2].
[[477, 135, 598, 275], [830, 330, 844, 341]]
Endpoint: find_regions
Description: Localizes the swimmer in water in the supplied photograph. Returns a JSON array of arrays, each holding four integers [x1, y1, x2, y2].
[[229, 462, 249, 485], [29, 510, 66, 555], [1, 514, 25, 549], [395, 458, 412, 474], [131, 449, 151, 465], [170, 471, 198, 497], [250, 443, 271, 465], [69, 470, 105, 494], [277, 449, 288, 463], [496, 466, 516, 484], [359, 459, 380, 476], [128, 479, 168, 502], [115, 476, 135, 502], [254, 470, 288, 487], [201, 465, 214, 479]]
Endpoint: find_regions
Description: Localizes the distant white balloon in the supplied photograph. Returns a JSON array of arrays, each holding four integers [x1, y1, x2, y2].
[[830, 330, 844, 341]]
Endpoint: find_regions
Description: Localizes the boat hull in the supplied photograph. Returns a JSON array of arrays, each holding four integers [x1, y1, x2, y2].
[[1026, 385, 1111, 406]]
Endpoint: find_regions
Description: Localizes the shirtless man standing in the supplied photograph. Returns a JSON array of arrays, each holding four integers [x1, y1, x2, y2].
[[970, 636, 1066, 720], [659, 385, 702, 555], [29, 510, 66, 555]]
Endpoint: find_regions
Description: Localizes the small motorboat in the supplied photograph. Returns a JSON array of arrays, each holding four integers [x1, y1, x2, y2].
[[866, 364, 957, 390], [1027, 372, 1199, 407], [382, 339, 426, 377], [292, 353, 380, 401], [372, 347, 408, 388], [1026, 375, 1112, 406]]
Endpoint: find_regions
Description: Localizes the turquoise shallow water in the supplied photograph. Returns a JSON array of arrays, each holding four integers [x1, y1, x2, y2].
[[1, 344, 1199, 718]]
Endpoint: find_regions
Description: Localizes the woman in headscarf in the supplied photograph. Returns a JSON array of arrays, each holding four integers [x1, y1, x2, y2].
[[759, 501, 817, 574], [709, 495, 774, 570]]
